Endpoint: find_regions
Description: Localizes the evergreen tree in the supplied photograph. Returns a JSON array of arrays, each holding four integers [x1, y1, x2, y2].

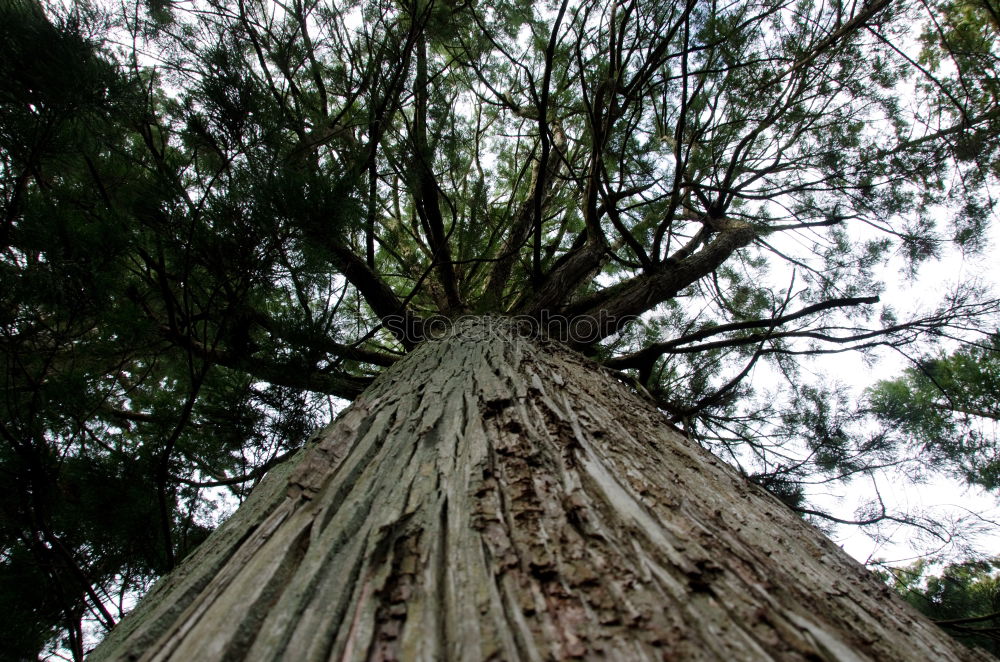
[[2, 0, 999, 657], [882, 558, 1000, 657], [868, 335, 1000, 490]]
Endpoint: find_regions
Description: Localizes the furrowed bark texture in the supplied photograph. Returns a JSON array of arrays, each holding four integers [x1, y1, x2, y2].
[[92, 317, 988, 661]]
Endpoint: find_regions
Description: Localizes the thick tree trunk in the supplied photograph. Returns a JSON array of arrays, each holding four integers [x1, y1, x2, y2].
[[92, 317, 989, 661]]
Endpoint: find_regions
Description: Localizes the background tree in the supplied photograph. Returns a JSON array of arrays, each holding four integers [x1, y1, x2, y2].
[[882, 558, 1000, 656], [868, 334, 1000, 490], [2, 0, 1000, 657]]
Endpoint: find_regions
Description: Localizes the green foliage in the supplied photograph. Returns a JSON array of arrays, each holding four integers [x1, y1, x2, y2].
[[868, 335, 1000, 489], [881, 558, 1000, 656], [0, 3, 337, 657]]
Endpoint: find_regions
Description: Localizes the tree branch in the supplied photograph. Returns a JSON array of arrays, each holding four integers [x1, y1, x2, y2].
[[606, 295, 880, 370], [566, 219, 757, 343]]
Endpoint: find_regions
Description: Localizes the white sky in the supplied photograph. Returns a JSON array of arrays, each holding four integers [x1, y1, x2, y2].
[[797, 214, 1000, 566]]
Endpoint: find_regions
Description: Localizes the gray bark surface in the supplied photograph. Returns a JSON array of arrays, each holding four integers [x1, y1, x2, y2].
[[92, 317, 990, 661]]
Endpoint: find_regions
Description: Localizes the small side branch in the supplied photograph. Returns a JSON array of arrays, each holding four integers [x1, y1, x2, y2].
[[606, 295, 880, 370]]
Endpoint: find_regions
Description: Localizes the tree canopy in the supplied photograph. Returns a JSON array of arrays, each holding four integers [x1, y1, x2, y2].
[[2, 0, 999, 657]]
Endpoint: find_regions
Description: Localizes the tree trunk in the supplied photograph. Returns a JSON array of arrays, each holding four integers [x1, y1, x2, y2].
[[91, 317, 989, 661]]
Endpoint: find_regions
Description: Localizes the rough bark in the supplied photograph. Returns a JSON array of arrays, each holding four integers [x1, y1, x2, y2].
[[92, 317, 989, 661]]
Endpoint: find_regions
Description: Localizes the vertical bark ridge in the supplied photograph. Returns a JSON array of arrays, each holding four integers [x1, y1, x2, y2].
[[92, 317, 991, 662]]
